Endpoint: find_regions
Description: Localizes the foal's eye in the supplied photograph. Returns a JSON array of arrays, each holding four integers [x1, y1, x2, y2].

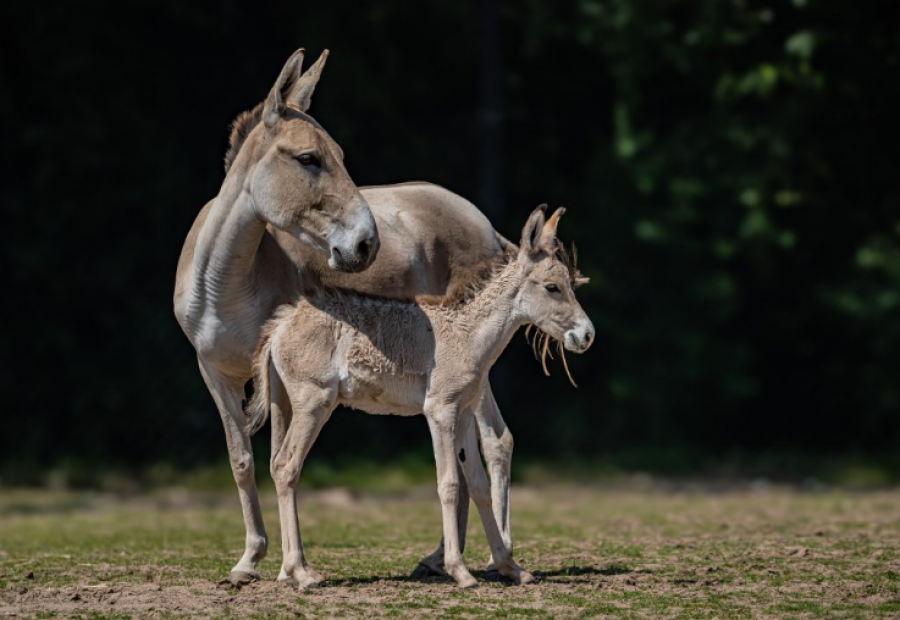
[[544, 283, 560, 294], [296, 153, 320, 168]]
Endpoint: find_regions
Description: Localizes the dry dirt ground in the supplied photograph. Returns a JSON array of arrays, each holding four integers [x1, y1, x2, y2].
[[1, 484, 900, 619]]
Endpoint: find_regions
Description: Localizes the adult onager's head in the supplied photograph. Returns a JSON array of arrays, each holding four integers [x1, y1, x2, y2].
[[515, 206, 594, 354], [230, 49, 379, 272]]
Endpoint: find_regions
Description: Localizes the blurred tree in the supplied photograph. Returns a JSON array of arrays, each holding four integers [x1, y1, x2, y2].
[[2, 0, 898, 480]]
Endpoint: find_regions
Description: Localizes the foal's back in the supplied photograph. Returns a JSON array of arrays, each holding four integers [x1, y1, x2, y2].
[[266, 293, 440, 416]]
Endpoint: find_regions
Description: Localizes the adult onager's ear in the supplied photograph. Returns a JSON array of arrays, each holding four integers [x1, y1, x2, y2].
[[538, 207, 566, 250], [289, 49, 329, 112], [263, 48, 306, 128], [520, 204, 548, 256]]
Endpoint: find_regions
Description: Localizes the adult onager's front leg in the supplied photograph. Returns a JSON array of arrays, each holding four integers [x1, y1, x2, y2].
[[270, 379, 336, 590], [425, 404, 478, 588], [198, 359, 268, 583]]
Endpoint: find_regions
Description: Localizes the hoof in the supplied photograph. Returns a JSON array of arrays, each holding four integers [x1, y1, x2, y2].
[[484, 568, 515, 584], [296, 575, 325, 591], [218, 570, 260, 589], [517, 570, 537, 585], [278, 567, 325, 591], [457, 576, 479, 589], [410, 562, 447, 580]]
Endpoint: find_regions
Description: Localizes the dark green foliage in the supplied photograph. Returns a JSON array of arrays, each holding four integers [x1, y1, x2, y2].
[[2, 0, 899, 476]]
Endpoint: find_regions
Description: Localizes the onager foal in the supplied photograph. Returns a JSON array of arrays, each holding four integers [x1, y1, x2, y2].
[[248, 206, 594, 589]]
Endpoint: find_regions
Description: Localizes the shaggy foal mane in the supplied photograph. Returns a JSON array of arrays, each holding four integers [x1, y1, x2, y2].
[[419, 237, 584, 308], [416, 251, 515, 308]]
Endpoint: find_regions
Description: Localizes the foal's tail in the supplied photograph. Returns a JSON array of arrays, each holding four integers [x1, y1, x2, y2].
[[246, 315, 283, 436]]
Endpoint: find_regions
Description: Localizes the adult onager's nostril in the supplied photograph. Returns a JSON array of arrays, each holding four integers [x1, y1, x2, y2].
[[357, 239, 371, 263], [585, 330, 595, 348]]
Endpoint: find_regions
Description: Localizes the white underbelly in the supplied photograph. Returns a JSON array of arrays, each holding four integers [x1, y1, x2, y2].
[[339, 368, 425, 417]]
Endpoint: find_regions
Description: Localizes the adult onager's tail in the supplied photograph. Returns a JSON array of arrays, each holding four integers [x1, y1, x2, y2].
[[246, 324, 278, 437]]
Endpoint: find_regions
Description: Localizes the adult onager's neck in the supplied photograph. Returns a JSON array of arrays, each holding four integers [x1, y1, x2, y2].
[[183, 140, 271, 352]]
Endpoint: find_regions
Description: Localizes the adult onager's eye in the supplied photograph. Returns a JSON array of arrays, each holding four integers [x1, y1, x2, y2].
[[297, 153, 320, 168], [544, 283, 560, 294]]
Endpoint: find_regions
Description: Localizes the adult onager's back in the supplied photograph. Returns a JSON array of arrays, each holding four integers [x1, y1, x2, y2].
[[249, 207, 594, 588]]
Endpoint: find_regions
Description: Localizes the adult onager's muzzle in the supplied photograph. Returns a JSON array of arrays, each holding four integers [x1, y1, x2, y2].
[[328, 205, 380, 273], [563, 318, 595, 353]]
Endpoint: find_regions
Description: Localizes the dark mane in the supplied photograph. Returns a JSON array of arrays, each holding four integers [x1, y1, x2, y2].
[[224, 102, 264, 173], [223, 103, 325, 173]]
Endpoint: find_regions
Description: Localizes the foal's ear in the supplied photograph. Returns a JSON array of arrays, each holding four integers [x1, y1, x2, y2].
[[263, 48, 306, 128], [289, 49, 329, 112], [538, 207, 566, 250], [520, 204, 548, 257]]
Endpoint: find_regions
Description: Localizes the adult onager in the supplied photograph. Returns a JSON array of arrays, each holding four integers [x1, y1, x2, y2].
[[249, 206, 594, 588], [174, 48, 521, 583]]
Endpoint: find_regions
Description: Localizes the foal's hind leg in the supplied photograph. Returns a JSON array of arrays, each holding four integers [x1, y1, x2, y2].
[[271, 377, 336, 590], [458, 415, 534, 585], [473, 386, 517, 580], [198, 358, 268, 584]]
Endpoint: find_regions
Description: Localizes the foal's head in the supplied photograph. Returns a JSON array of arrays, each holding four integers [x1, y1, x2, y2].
[[514, 206, 594, 354], [231, 49, 379, 273]]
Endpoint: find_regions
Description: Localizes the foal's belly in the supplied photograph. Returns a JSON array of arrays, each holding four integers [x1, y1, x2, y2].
[[339, 367, 426, 417]]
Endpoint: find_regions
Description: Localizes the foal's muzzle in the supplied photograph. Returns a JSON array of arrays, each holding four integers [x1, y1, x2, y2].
[[564, 322, 595, 353]]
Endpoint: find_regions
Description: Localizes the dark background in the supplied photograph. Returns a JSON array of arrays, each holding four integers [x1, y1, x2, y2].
[[3, 0, 900, 485]]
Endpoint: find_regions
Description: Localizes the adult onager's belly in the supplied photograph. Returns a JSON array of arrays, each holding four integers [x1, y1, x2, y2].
[[339, 366, 426, 417]]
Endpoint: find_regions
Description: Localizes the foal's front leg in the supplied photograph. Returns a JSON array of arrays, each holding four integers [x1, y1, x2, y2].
[[410, 463, 470, 579], [270, 379, 336, 590], [425, 403, 478, 588]]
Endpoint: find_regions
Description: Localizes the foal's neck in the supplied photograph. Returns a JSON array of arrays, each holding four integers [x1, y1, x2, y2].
[[448, 260, 527, 368]]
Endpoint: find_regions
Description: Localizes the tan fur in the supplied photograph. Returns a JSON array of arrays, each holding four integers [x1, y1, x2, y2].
[[174, 48, 528, 587]]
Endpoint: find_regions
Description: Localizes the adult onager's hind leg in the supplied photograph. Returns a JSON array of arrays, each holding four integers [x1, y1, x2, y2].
[[198, 359, 268, 583], [270, 377, 336, 590], [457, 415, 534, 585]]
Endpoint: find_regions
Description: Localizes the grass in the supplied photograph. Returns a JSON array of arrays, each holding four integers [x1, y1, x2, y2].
[[2, 484, 900, 618]]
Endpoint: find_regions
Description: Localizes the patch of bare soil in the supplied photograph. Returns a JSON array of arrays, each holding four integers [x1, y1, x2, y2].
[[3, 487, 900, 619]]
